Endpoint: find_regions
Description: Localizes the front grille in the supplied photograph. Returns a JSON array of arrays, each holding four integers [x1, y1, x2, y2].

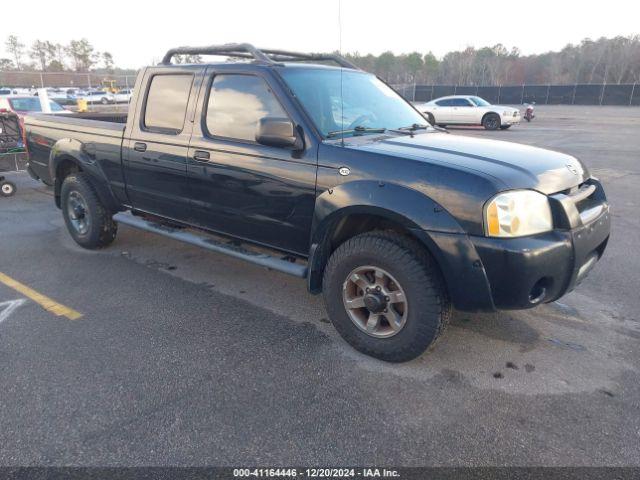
[[549, 179, 607, 228]]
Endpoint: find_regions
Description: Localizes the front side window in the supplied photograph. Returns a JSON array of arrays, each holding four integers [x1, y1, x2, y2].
[[206, 74, 287, 142], [143, 74, 193, 133], [279, 68, 427, 138]]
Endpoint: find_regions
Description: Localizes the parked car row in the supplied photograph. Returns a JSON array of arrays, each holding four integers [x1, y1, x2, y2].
[[0, 87, 133, 104]]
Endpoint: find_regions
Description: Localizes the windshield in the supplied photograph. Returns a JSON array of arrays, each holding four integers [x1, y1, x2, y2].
[[279, 68, 427, 138], [469, 96, 491, 107], [9, 97, 65, 112]]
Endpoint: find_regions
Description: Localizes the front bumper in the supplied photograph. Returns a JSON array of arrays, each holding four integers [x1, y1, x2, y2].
[[421, 179, 610, 311], [471, 209, 609, 309], [502, 112, 521, 125]]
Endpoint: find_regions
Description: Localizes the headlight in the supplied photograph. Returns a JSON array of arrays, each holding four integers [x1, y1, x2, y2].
[[484, 190, 553, 237]]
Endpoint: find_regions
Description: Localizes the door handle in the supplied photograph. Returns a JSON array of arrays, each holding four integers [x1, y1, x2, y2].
[[133, 142, 147, 152], [193, 150, 210, 161]]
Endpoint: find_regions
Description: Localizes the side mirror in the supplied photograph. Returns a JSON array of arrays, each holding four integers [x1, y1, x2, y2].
[[256, 117, 302, 149]]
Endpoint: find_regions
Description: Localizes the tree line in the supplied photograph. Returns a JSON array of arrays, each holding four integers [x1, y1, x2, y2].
[[345, 35, 640, 85], [1, 36, 115, 73], [2, 34, 639, 85]]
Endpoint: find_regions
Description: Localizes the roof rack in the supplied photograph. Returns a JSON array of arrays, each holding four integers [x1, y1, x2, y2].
[[161, 43, 360, 70]]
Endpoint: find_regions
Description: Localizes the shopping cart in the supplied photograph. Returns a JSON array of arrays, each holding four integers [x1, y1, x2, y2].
[[0, 110, 27, 197]]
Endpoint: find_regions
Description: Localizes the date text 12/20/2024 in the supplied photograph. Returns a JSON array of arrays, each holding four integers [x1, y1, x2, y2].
[[233, 468, 400, 478]]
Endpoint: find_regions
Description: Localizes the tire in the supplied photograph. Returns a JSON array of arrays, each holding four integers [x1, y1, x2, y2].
[[1, 181, 16, 197], [323, 231, 451, 362], [500, 125, 511, 130], [60, 173, 117, 249], [482, 113, 501, 130], [426, 112, 435, 125]]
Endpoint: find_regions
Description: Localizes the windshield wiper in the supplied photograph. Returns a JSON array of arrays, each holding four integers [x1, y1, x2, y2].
[[327, 125, 387, 138], [387, 123, 429, 135], [399, 123, 429, 131], [390, 123, 449, 135]]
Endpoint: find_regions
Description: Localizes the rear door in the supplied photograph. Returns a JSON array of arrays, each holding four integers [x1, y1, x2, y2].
[[123, 66, 204, 220], [186, 67, 318, 255], [431, 98, 456, 123]]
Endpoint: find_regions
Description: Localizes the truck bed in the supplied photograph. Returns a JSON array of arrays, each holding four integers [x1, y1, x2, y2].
[[64, 111, 128, 124], [24, 112, 126, 185]]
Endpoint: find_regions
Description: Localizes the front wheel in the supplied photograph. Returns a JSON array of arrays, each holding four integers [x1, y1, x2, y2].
[[323, 232, 451, 362], [61, 173, 117, 249], [1, 181, 16, 197], [482, 113, 501, 130]]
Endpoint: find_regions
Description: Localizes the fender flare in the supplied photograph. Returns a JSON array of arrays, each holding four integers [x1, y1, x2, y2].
[[49, 138, 120, 212], [307, 180, 494, 311]]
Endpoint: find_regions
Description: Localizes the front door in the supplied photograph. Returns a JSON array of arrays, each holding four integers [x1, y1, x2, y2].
[[186, 69, 317, 255]]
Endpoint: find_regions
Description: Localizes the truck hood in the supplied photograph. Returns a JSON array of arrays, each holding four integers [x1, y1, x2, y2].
[[351, 132, 588, 194]]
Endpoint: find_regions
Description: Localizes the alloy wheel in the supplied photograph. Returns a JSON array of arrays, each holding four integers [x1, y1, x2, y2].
[[342, 265, 408, 338]]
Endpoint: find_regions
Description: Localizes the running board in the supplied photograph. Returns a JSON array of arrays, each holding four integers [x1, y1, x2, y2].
[[113, 212, 308, 278]]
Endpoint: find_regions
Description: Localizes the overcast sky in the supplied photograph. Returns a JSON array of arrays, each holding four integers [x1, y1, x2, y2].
[[3, 0, 638, 68]]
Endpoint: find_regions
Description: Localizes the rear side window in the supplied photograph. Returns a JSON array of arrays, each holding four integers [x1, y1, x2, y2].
[[205, 74, 287, 142], [435, 99, 452, 106], [451, 98, 472, 106], [144, 74, 194, 134]]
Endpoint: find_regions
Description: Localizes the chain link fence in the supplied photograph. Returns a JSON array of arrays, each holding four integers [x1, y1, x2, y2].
[[393, 83, 640, 106], [0, 71, 137, 90]]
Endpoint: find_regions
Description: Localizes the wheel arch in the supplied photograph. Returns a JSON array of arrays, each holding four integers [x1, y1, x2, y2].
[[50, 139, 120, 212], [307, 181, 463, 294], [481, 111, 501, 124], [307, 181, 495, 311]]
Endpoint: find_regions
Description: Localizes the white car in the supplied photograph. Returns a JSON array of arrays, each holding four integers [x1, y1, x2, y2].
[[415, 95, 520, 130], [77, 90, 115, 104], [112, 88, 133, 103]]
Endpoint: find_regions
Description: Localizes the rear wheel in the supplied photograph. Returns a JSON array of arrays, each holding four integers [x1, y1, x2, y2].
[[61, 173, 117, 249], [426, 112, 435, 125], [0, 181, 16, 197], [323, 231, 451, 362], [482, 113, 501, 130]]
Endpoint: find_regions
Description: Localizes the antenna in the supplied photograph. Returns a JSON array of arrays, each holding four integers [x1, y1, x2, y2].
[[338, 0, 345, 147]]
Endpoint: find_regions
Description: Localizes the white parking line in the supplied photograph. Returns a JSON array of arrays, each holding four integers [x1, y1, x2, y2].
[[0, 299, 26, 324]]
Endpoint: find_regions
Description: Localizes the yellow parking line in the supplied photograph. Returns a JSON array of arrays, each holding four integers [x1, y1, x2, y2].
[[0, 272, 82, 320]]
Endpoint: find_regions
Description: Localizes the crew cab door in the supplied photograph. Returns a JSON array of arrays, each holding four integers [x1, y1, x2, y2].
[[186, 67, 317, 255], [123, 66, 203, 220]]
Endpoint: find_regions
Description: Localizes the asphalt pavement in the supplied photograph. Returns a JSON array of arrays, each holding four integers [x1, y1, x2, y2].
[[0, 105, 638, 466]]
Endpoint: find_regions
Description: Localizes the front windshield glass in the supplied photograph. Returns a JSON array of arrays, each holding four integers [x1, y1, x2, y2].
[[469, 96, 491, 107], [279, 68, 428, 138]]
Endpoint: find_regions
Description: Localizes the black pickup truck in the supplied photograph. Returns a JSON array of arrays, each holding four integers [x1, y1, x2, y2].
[[24, 44, 610, 362]]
